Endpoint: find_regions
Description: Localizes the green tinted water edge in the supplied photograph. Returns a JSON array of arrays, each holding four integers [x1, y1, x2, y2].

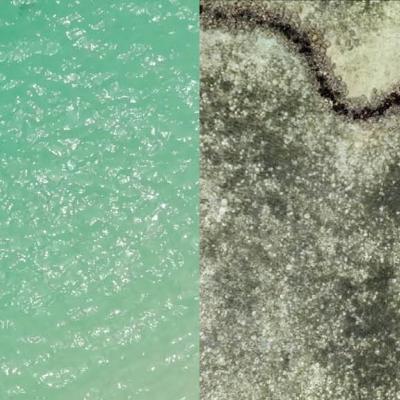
[[0, 1, 199, 399]]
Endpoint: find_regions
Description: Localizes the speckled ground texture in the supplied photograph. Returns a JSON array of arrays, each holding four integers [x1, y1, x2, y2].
[[201, 1, 400, 399]]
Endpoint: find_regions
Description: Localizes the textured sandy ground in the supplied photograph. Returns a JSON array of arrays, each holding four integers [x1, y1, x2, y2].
[[201, 1, 400, 399]]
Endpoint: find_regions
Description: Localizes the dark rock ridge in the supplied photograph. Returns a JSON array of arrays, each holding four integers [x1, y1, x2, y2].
[[200, 1, 400, 121]]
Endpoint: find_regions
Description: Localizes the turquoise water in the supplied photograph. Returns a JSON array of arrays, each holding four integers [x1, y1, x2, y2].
[[0, 1, 198, 399]]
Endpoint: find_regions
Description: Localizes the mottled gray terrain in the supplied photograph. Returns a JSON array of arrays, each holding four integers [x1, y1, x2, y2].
[[201, 2, 400, 399]]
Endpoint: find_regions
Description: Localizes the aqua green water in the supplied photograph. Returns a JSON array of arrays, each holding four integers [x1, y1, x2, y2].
[[0, 1, 198, 399]]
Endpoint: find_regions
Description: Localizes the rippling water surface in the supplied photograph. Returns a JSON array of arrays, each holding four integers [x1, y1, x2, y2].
[[0, 1, 198, 398]]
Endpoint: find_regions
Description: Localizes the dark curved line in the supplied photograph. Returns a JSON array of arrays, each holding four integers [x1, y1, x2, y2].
[[200, 3, 400, 121]]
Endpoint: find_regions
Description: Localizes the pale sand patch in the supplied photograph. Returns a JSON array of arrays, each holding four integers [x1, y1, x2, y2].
[[287, 0, 400, 100], [327, 24, 400, 100]]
